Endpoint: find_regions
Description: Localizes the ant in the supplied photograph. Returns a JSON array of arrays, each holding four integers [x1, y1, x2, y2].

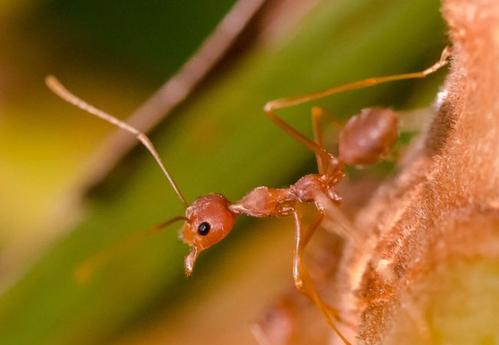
[[46, 47, 449, 345]]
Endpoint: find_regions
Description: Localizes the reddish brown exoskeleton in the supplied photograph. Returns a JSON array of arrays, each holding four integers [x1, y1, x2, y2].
[[252, 234, 345, 345], [46, 47, 449, 345]]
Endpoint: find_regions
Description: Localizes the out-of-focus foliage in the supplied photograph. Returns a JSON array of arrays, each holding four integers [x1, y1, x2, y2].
[[0, 0, 446, 344]]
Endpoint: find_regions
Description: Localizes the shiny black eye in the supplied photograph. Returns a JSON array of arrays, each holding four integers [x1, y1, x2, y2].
[[197, 222, 211, 236]]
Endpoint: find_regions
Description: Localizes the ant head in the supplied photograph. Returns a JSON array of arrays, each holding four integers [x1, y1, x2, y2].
[[181, 193, 236, 276], [45, 78, 237, 278]]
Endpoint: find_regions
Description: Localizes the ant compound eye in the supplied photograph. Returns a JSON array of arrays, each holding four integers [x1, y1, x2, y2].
[[197, 222, 211, 236]]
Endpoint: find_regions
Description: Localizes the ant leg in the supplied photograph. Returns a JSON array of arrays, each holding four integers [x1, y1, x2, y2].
[[311, 106, 345, 173], [265, 46, 450, 112], [292, 209, 352, 345], [311, 106, 326, 173], [264, 47, 449, 176], [311, 106, 345, 147], [264, 105, 332, 173], [311, 107, 325, 148]]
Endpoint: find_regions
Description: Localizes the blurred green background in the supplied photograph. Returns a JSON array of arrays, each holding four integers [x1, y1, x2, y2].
[[0, 0, 446, 344]]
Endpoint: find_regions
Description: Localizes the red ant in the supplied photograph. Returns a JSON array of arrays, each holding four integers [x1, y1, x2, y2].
[[46, 47, 449, 345]]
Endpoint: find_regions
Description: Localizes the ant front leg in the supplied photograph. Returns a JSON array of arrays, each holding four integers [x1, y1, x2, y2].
[[291, 209, 351, 345]]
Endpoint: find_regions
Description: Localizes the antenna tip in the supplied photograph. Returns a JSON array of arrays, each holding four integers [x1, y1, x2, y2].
[[45, 74, 55, 85], [45, 75, 62, 92]]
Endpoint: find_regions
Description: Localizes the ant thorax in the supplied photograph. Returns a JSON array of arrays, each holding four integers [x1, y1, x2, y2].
[[291, 174, 342, 204], [230, 186, 296, 217]]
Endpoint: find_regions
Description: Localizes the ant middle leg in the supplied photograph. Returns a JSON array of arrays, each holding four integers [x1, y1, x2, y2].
[[292, 209, 351, 345], [264, 104, 332, 174], [311, 106, 327, 174], [263, 103, 340, 177]]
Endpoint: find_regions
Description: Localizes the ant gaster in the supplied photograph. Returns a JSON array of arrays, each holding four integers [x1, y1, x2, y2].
[[46, 47, 449, 345]]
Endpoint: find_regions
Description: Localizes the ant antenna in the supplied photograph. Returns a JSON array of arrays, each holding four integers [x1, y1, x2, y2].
[[75, 215, 188, 282], [45, 76, 188, 208]]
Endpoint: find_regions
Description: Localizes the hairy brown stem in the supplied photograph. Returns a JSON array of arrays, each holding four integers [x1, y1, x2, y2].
[[334, 1, 499, 344]]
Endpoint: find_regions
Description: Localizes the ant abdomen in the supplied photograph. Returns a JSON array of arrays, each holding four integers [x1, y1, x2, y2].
[[338, 107, 398, 165]]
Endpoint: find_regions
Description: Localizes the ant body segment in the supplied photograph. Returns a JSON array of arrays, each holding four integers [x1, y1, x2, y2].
[[46, 47, 449, 345]]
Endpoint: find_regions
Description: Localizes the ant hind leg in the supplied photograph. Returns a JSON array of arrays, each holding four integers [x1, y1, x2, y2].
[[264, 47, 450, 177], [265, 47, 450, 112]]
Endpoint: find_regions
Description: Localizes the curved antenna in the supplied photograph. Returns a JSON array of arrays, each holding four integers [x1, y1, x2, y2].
[[45, 76, 188, 208], [75, 216, 187, 283]]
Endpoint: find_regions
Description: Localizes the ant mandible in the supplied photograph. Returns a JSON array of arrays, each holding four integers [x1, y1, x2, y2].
[[46, 47, 450, 345]]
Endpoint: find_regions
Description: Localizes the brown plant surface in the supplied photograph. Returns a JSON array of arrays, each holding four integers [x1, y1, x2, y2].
[[333, 0, 499, 343]]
